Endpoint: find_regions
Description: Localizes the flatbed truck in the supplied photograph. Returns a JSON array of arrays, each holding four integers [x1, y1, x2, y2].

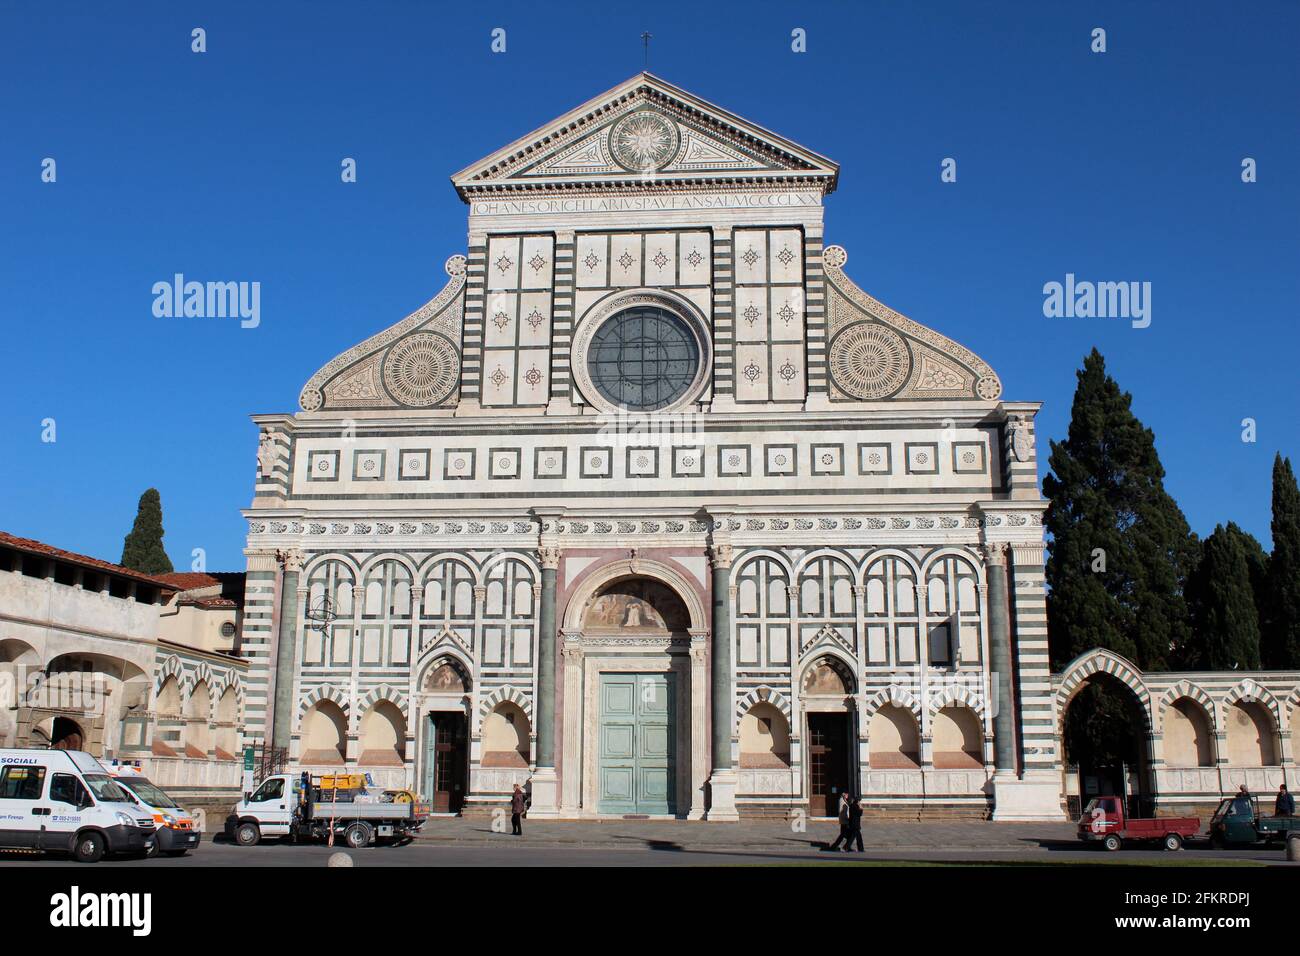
[[225, 772, 425, 848]]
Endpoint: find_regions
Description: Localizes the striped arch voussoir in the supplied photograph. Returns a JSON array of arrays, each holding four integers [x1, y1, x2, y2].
[[1158, 681, 1218, 733], [298, 683, 351, 718], [156, 656, 184, 694], [863, 686, 921, 720], [479, 685, 533, 720], [1223, 680, 1281, 726], [359, 684, 409, 717], [1055, 649, 1150, 714], [191, 661, 215, 693], [927, 684, 985, 716], [735, 686, 793, 723]]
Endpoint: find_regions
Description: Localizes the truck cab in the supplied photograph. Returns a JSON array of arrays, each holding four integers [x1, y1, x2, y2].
[[230, 773, 298, 842]]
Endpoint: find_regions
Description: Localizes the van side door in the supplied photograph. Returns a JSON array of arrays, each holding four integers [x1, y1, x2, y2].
[[0, 764, 48, 849], [46, 774, 94, 851]]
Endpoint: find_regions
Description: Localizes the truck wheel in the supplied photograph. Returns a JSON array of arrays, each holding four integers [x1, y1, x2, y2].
[[1102, 834, 1122, 852], [343, 823, 372, 849], [235, 822, 261, 847], [1162, 833, 1183, 851], [73, 831, 105, 863]]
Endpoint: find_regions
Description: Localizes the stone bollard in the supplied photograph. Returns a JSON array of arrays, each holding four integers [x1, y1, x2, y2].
[[327, 851, 354, 868], [1286, 833, 1300, 862]]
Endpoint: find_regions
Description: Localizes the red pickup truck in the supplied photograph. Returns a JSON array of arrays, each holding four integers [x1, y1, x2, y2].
[[1077, 796, 1200, 851]]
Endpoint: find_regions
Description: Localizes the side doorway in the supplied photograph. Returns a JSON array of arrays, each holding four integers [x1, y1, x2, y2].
[[424, 712, 468, 814], [807, 712, 852, 818]]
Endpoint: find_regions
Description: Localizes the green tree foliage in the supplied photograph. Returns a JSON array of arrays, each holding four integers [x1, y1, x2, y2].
[[120, 488, 174, 575], [1265, 454, 1300, 667], [1043, 349, 1198, 671], [1062, 679, 1144, 774], [1183, 523, 1263, 670]]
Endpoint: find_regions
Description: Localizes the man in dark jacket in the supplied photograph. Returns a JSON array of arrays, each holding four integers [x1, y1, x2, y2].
[[827, 792, 852, 851], [1275, 784, 1295, 817], [510, 783, 527, 835], [845, 796, 864, 852]]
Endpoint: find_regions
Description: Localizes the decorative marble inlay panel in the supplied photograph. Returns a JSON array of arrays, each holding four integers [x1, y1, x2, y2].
[[307, 449, 340, 481], [672, 446, 705, 478], [399, 449, 430, 481], [627, 447, 660, 478], [580, 446, 612, 479], [905, 442, 939, 476], [444, 448, 476, 480], [733, 226, 806, 403], [858, 443, 893, 475], [489, 448, 521, 479], [534, 447, 567, 479], [952, 441, 987, 474], [811, 444, 844, 476], [352, 449, 386, 481], [764, 444, 797, 477]]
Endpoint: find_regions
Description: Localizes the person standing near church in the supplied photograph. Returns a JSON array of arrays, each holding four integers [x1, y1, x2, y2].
[[827, 791, 852, 851], [510, 783, 527, 836], [846, 795, 864, 852], [1276, 784, 1294, 817]]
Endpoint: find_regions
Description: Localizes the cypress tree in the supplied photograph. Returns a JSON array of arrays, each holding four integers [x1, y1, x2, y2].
[[1043, 349, 1199, 671], [1266, 454, 1300, 667], [1184, 524, 1263, 670], [120, 488, 174, 575]]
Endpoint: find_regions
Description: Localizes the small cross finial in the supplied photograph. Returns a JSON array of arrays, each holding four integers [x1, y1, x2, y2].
[[641, 32, 652, 70]]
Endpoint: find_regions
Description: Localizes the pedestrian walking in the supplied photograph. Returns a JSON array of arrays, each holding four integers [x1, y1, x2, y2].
[[846, 795, 864, 852], [510, 783, 527, 836], [827, 791, 852, 851], [1275, 784, 1294, 817]]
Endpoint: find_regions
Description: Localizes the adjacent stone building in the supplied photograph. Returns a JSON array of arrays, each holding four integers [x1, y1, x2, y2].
[[0, 532, 247, 802]]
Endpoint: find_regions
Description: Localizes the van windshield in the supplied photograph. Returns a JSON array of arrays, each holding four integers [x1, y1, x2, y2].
[[82, 774, 130, 803], [120, 778, 179, 808]]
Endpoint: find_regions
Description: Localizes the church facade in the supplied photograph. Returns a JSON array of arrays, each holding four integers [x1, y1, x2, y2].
[[238, 73, 1062, 820]]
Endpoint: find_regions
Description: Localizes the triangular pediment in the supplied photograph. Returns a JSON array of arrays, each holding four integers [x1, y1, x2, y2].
[[452, 73, 838, 197]]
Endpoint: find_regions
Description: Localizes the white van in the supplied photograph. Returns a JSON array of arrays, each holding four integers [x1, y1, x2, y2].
[[0, 749, 157, 862]]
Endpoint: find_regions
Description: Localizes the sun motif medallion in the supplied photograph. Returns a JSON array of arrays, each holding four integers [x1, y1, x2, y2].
[[609, 110, 679, 172]]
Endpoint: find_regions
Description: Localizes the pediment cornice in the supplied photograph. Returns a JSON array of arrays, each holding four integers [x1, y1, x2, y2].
[[452, 72, 838, 199]]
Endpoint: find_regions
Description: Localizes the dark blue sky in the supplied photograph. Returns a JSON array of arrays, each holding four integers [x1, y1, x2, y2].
[[1, 1, 1296, 570]]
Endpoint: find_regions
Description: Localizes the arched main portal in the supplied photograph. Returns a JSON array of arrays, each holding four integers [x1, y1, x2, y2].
[[1059, 672, 1155, 819], [558, 559, 709, 819]]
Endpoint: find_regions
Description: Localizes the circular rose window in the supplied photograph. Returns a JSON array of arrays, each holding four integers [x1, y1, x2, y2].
[[587, 306, 701, 411]]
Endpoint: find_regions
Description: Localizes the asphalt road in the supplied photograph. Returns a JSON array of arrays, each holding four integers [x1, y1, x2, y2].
[[0, 840, 1286, 867]]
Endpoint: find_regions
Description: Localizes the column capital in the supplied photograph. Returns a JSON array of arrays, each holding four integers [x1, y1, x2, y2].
[[539, 545, 562, 570], [981, 542, 1008, 567], [276, 548, 306, 573], [708, 543, 734, 570]]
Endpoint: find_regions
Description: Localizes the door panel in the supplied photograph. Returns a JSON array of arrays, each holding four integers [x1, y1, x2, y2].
[[430, 713, 468, 814], [808, 713, 852, 817], [598, 674, 676, 815]]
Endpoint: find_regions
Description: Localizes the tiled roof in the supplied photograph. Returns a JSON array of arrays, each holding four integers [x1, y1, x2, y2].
[[178, 595, 238, 609], [0, 530, 176, 590], [154, 572, 222, 592]]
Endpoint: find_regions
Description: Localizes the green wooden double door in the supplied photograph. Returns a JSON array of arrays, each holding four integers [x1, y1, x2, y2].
[[597, 673, 676, 815]]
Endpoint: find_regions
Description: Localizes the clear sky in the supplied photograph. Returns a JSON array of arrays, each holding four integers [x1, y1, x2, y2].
[[1, 0, 1296, 571]]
